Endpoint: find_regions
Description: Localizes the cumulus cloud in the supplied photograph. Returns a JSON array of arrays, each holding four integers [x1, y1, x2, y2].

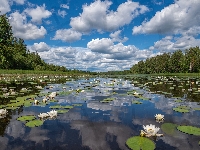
[[87, 38, 147, 60], [24, 4, 52, 24], [133, 0, 200, 35], [58, 9, 67, 18], [60, 4, 69, 9], [31, 42, 50, 52], [109, 30, 128, 43], [0, 0, 11, 14], [28, 42, 152, 72], [70, 0, 149, 33], [150, 35, 200, 52], [52, 28, 82, 42], [8, 11, 47, 40], [87, 38, 113, 53]]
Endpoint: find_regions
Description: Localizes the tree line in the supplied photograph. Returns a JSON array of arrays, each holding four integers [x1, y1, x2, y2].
[[130, 46, 200, 74], [0, 13, 88, 74]]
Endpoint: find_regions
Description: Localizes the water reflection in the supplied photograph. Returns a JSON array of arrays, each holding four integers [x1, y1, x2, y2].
[[0, 76, 200, 149]]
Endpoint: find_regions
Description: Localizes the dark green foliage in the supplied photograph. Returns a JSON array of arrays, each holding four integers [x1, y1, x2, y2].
[[0, 13, 79, 72], [130, 47, 200, 74]]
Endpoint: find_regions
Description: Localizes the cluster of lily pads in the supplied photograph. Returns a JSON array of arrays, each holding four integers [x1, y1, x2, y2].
[[126, 114, 164, 150]]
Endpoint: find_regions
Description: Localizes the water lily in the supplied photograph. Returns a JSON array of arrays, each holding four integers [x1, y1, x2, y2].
[[47, 110, 57, 118], [49, 92, 57, 99], [0, 109, 7, 116], [140, 124, 163, 137], [38, 113, 49, 118], [155, 114, 164, 122], [34, 100, 39, 105]]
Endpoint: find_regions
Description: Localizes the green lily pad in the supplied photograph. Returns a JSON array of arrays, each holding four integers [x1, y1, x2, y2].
[[49, 99, 58, 102], [24, 101, 32, 107], [132, 100, 143, 104], [177, 105, 190, 110], [173, 107, 190, 113], [193, 108, 200, 111], [49, 105, 62, 109], [6, 106, 19, 110], [126, 136, 155, 150], [57, 109, 69, 114], [17, 115, 36, 121], [25, 119, 43, 127], [177, 125, 200, 136], [62, 105, 73, 109], [174, 99, 183, 103], [161, 123, 178, 136], [0, 105, 6, 108]]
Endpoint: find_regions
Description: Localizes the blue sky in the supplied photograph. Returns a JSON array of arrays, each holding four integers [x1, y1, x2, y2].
[[1, 0, 200, 72]]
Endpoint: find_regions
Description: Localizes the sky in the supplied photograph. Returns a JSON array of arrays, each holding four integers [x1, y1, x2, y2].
[[1, 0, 200, 72]]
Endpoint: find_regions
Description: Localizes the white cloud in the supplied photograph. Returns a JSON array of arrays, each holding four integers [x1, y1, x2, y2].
[[53, 28, 82, 42], [24, 4, 52, 24], [60, 4, 69, 9], [151, 35, 200, 52], [109, 30, 128, 43], [58, 9, 67, 18], [87, 38, 113, 53], [9, 11, 47, 40], [29, 42, 151, 72], [133, 0, 200, 35], [0, 0, 11, 14], [70, 0, 149, 33], [31, 42, 50, 52]]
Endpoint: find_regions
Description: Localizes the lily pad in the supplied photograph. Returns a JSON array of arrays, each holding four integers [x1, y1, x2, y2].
[[57, 109, 69, 114], [62, 105, 73, 109], [177, 125, 200, 136], [132, 100, 143, 104], [17, 115, 36, 121], [25, 119, 43, 127], [126, 136, 155, 150], [161, 123, 178, 136], [174, 99, 183, 103], [49, 105, 62, 109], [173, 107, 189, 113]]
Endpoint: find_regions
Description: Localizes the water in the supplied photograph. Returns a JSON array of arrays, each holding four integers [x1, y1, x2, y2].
[[0, 76, 200, 150]]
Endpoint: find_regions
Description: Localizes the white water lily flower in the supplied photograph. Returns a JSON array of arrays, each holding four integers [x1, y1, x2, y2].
[[155, 114, 164, 121], [47, 110, 57, 118], [141, 124, 163, 137], [0, 109, 7, 115], [38, 113, 49, 118], [34, 100, 39, 105]]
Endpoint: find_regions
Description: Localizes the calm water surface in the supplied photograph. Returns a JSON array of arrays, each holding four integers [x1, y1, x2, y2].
[[0, 76, 200, 150]]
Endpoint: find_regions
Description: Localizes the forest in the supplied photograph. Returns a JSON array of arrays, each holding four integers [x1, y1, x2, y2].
[[130, 47, 200, 74]]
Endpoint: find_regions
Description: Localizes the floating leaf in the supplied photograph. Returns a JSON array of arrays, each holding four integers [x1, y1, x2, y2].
[[49, 105, 62, 109], [25, 119, 43, 127], [126, 136, 155, 150], [174, 99, 183, 103], [132, 100, 143, 104], [161, 123, 178, 136], [193, 108, 200, 111], [73, 104, 83, 106], [57, 109, 69, 114], [173, 107, 189, 113], [23, 101, 32, 107], [6, 106, 19, 110], [17, 115, 36, 121], [62, 105, 73, 109], [177, 125, 200, 136]]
